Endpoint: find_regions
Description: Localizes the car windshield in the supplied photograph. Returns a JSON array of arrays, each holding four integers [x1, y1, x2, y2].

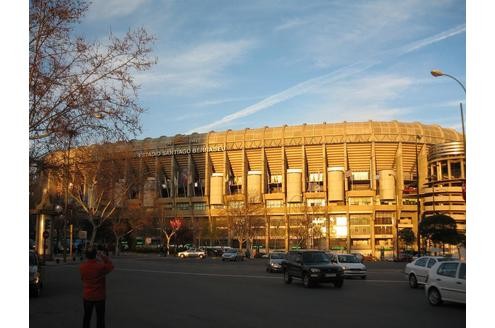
[[338, 255, 360, 263], [225, 249, 236, 253], [437, 257, 452, 262], [302, 252, 330, 264], [270, 253, 285, 259]]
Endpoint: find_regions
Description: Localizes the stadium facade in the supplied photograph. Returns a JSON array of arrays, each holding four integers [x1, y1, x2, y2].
[[33, 121, 466, 259]]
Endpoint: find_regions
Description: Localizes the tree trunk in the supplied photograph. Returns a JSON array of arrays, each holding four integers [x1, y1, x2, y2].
[[113, 231, 120, 257], [89, 222, 97, 247], [165, 235, 171, 256]]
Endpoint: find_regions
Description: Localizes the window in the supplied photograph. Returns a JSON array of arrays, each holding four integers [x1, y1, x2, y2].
[[349, 197, 373, 206], [415, 258, 428, 267], [176, 203, 190, 210], [193, 203, 206, 211], [350, 216, 370, 225], [228, 201, 244, 208], [266, 200, 283, 208], [459, 263, 466, 280], [451, 161, 462, 179], [427, 258, 437, 268], [307, 199, 325, 207], [437, 263, 459, 278], [352, 171, 369, 181], [374, 226, 392, 235], [375, 217, 392, 225]]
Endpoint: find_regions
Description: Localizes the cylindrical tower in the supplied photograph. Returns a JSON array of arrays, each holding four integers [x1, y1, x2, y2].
[[210, 173, 224, 204], [287, 168, 302, 202], [379, 169, 396, 200], [327, 167, 345, 201], [247, 170, 262, 203]]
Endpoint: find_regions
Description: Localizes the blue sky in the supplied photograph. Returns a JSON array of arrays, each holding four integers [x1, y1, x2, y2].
[[77, 0, 466, 139]]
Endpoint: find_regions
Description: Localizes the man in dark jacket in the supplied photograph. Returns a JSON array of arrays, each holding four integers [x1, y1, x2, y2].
[[80, 247, 114, 328]]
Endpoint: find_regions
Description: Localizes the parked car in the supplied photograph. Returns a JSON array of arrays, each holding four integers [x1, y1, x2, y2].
[[221, 248, 245, 262], [404, 256, 451, 288], [328, 253, 367, 279], [177, 248, 206, 259], [425, 260, 466, 306], [282, 250, 344, 288], [29, 251, 43, 297], [266, 252, 286, 273]]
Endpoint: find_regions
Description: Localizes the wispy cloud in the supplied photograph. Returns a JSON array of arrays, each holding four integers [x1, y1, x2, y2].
[[191, 96, 264, 108], [87, 0, 150, 20], [397, 24, 465, 55], [187, 60, 377, 133], [137, 39, 256, 94], [188, 26, 464, 133], [274, 18, 310, 32]]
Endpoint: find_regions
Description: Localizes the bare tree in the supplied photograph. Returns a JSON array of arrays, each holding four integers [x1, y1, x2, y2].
[[223, 199, 265, 254], [110, 207, 147, 256], [29, 0, 156, 162], [51, 144, 135, 247], [154, 214, 183, 256]]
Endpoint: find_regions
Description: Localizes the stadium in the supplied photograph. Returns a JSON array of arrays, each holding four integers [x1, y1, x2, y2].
[[33, 120, 466, 259]]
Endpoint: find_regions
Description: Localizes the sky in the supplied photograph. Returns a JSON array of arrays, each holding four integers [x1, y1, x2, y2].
[[75, 0, 466, 139]]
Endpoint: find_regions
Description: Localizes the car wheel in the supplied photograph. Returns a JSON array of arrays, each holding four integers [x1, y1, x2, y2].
[[334, 279, 344, 288], [361, 275, 367, 280], [222, 258, 225, 262], [284, 270, 292, 284], [266, 267, 271, 273], [408, 274, 418, 289], [303, 274, 312, 288], [427, 287, 443, 306]]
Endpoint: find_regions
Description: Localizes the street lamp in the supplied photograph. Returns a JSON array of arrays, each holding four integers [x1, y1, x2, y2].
[[415, 135, 422, 255], [430, 69, 466, 153]]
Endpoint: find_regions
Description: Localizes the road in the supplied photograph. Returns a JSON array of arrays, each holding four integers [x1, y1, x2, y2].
[[30, 254, 465, 328]]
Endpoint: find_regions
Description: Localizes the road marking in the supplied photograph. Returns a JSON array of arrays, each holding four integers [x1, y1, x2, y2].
[[116, 268, 281, 279], [116, 268, 406, 284]]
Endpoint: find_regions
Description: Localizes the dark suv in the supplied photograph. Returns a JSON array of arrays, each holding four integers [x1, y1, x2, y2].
[[282, 250, 344, 288]]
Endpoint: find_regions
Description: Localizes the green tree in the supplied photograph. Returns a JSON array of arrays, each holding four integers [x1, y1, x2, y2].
[[419, 214, 465, 254], [398, 228, 416, 251]]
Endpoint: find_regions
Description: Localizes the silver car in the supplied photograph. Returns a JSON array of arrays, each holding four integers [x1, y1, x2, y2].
[[266, 252, 286, 273], [425, 260, 466, 306], [328, 253, 367, 279], [178, 248, 206, 259], [221, 249, 245, 261], [404, 256, 451, 288]]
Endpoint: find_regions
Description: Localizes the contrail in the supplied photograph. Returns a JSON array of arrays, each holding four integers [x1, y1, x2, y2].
[[188, 25, 465, 134]]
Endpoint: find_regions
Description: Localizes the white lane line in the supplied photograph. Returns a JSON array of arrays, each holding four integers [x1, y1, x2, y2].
[[116, 268, 280, 279], [116, 268, 406, 283]]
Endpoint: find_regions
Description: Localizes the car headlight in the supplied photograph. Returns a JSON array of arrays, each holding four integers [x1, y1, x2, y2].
[[309, 268, 320, 273], [341, 265, 347, 270], [271, 263, 281, 268]]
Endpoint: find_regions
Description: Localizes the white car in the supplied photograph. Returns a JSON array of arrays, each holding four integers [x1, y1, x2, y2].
[[178, 248, 206, 259], [221, 248, 245, 261], [404, 256, 451, 288], [425, 260, 466, 306], [328, 253, 367, 279], [266, 252, 286, 273]]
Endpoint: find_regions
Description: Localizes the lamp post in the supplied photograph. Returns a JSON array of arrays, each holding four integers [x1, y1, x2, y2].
[[415, 135, 422, 255], [430, 69, 466, 153]]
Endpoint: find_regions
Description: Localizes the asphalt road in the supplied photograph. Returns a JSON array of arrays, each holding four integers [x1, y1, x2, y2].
[[29, 254, 465, 328]]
